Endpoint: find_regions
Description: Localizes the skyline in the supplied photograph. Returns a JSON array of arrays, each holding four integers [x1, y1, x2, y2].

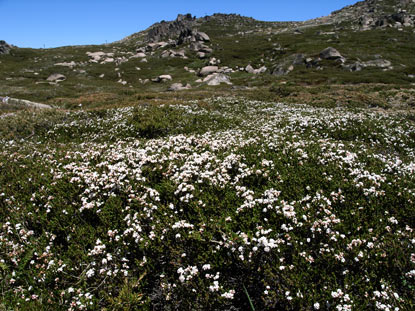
[[1, 0, 359, 48]]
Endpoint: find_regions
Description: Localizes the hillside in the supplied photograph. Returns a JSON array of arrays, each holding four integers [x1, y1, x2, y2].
[[0, 0, 414, 110], [1, 1, 415, 310]]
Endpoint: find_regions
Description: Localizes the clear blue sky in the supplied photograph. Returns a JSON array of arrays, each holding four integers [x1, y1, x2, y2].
[[1, 0, 359, 48]]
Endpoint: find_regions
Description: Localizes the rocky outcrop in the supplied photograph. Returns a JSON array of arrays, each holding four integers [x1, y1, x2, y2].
[[299, 0, 415, 31], [0, 40, 13, 54], [147, 14, 195, 42], [178, 29, 210, 45]]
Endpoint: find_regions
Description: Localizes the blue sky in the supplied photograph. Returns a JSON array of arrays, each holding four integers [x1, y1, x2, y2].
[[1, 0, 359, 48]]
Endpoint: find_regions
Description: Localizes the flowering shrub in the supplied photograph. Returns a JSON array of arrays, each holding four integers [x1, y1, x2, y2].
[[0, 97, 414, 310]]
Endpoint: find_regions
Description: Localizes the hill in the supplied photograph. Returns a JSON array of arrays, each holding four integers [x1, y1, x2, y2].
[[0, 0, 414, 110]]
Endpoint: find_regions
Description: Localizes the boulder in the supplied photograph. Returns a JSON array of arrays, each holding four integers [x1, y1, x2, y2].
[[245, 64, 255, 74], [54, 61, 77, 68], [101, 58, 114, 64], [168, 83, 192, 91], [47, 74, 66, 83], [319, 47, 343, 60], [133, 52, 146, 58], [363, 59, 392, 68], [195, 32, 210, 42], [271, 65, 294, 76], [245, 64, 267, 74], [197, 52, 207, 59], [152, 75, 172, 83], [189, 42, 213, 54], [203, 73, 232, 86], [199, 66, 219, 76], [292, 54, 306, 65]]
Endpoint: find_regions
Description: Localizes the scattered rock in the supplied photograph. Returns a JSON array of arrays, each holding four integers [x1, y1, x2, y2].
[[195, 32, 210, 42], [272, 64, 294, 76], [363, 59, 392, 68], [199, 66, 219, 76], [47, 74, 66, 83], [203, 73, 232, 86], [197, 52, 207, 59], [245, 64, 255, 74], [292, 54, 306, 65], [168, 83, 192, 91], [161, 49, 187, 58], [319, 47, 343, 60], [146, 42, 169, 51], [54, 61, 77, 68], [132, 52, 147, 58], [5, 97, 52, 109], [245, 64, 267, 74], [190, 42, 213, 54], [101, 58, 115, 64], [152, 75, 172, 83], [209, 57, 220, 66]]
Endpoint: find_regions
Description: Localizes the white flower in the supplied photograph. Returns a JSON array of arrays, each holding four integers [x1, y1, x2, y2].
[[314, 302, 320, 310], [86, 268, 95, 278], [221, 289, 235, 299]]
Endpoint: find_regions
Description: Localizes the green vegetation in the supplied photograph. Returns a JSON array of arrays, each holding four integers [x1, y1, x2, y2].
[[0, 97, 414, 310]]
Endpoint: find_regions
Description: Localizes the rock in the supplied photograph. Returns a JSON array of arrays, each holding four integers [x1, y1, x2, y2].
[[0, 40, 12, 54], [203, 73, 232, 86], [343, 62, 364, 72], [257, 66, 267, 74], [175, 50, 186, 58], [292, 54, 306, 65], [272, 65, 293, 76], [54, 61, 77, 68], [319, 47, 343, 60], [146, 42, 168, 51], [245, 64, 267, 74], [47, 74, 66, 83], [5, 97, 51, 109], [189, 42, 212, 54], [168, 83, 192, 91], [195, 32, 210, 42], [197, 52, 207, 59], [199, 66, 219, 76], [132, 52, 146, 58], [209, 58, 218, 65], [161, 50, 171, 58], [245, 64, 255, 74], [101, 58, 114, 64], [152, 75, 172, 83], [363, 59, 392, 68]]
